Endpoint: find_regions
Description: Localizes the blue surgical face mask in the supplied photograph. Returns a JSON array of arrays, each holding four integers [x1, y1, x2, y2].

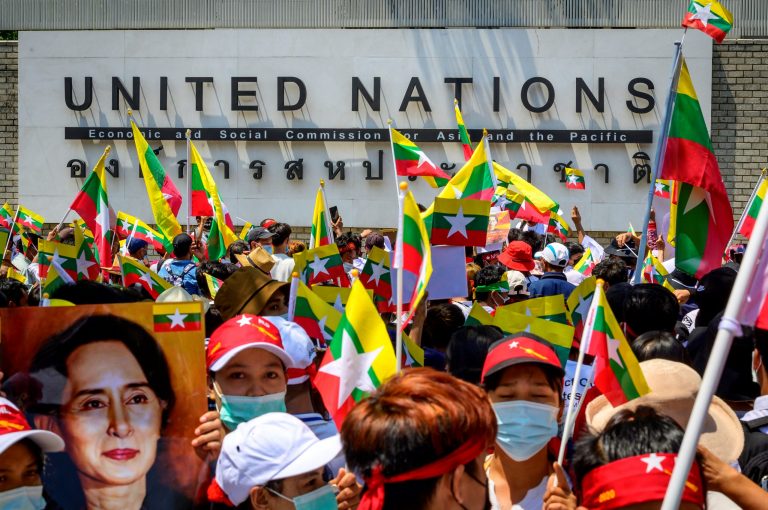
[[493, 400, 559, 462], [267, 484, 338, 510], [0, 486, 46, 510], [214, 383, 287, 430]]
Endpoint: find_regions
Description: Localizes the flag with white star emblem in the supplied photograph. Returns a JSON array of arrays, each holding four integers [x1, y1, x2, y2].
[[312, 280, 397, 428], [0, 202, 14, 231], [70, 146, 116, 274], [294, 244, 350, 287], [118, 254, 172, 299], [654, 179, 672, 199], [585, 280, 649, 406], [492, 309, 574, 367], [37, 239, 79, 281], [566, 276, 596, 339], [661, 58, 732, 278], [14, 205, 44, 235], [497, 295, 571, 325], [390, 127, 450, 187], [294, 281, 342, 348], [72, 221, 101, 281], [153, 302, 203, 332], [682, 0, 733, 43], [431, 198, 490, 247], [116, 211, 171, 253], [564, 167, 586, 190], [357, 246, 393, 311]]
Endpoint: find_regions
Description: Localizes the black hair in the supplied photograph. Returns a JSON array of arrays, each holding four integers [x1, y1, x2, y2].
[[228, 239, 249, 264], [605, 282, 632, 323], [631, 330, 689, 364], [50, 280, 142, 305], [0, 289, 8, 308], [483, 362, 564, 401], [573, 406, 697, 490], [172, 233, 193, 258], [566, 242, 584, 259], [695, 267, 737, 328], [520, 230, 542, 254], [446, 325, 504, 385], [196, 261, 238, 299], [268, 222, 292, 247], [0, 278, 28, 306], [349, 233, 363, 252], [365, 232, 386, 252], [473, 264, 506, 302], [592, 258, 628, 287], [623, 284, 679, 339], [27, 315, 175, 427], [507, 227, 522, 243], [420, 303, 467, 351]]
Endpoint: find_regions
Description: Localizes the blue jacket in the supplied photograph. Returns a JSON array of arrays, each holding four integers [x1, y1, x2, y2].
[[157, 259, 199, 296], [527, 272, 575, 299]]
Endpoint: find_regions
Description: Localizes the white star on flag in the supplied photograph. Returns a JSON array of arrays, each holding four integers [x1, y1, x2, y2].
[[167, 308, 188, 329], [145, 230, 155, 241], [95, 198, 112, 236], [683, 186, 718, 225], [319, 330, 383, 404], [416, 150, 433, 169], [640, 453, 666, 473], [567, 174, 580, 184], [368, 258, 389, 286], [119, 219, 130, 231], [21, 214, 32, 225], [655, 182, 665, 194], [574, 294, 592, 323], [317, 316, 333, 342], [75, 251, 96, 277], [445, 205, 474, 239], [508, 341, 519, 349], [139, 270, 154, 289], [332, 294, 344, 313], [607, 336, 624, 368], [691, 2, 717, 26], [237, 315, 253, 327], [309, 254, 330, 279], [51, 248, 69, 270]]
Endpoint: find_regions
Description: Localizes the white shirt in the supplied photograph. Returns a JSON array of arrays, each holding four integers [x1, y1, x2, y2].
[[488, 473, 548, 510], [271, 253, 296, 282]]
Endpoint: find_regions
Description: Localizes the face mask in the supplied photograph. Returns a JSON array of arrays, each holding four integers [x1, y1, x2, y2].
[[0, 486, 46, 510], [493, 400, 559, 462], [214, 384, 287, 430], [268, 484, 338, 510]]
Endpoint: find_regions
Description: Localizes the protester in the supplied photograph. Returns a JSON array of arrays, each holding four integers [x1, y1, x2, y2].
[[158, 232, 200, 295], [631, 330, 690, 364], [342, 368, 496, 510], [0, 278, 28, 307], [126, 237, 149, 264], [196, 261, 237, 300], [481, 333, 566, 510], [528, 243, 575, 298], [498, 241, 536, 282], [246, 226, 275, 253], [208, 413, 361, 509], [214, 267, 289, 321], [505, 270, 529, 303], [473, 264, 509, 312], [591, 258, 628, 289], [268, 222, 296, 282], [0, 397, 65, 508], [446, 325, 504, 385], [336, 233, 357, 274], [228, 239, 249, 264], [622, 283, 679, 341]]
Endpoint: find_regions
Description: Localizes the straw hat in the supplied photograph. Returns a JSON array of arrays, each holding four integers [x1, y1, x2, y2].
[[585, 359, 744, 463]]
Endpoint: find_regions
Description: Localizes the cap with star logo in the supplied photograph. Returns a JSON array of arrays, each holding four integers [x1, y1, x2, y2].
[[481, 332, 564, 383], [206, 314, 295, 372]]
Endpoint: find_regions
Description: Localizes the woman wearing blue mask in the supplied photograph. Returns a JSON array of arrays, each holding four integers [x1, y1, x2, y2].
[[0, 397, 65, 510], [193, 314, 296, 462], [480, 333, 568, 510]]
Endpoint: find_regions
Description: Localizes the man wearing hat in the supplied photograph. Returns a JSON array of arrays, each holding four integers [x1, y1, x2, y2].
[[214, 267, 289, 321], [158, 232, 200, 295], [527, 242, 576, 299], [246, 226, 275, 254], [126, 237, 149, 265], [498, 241, 537, 284], [207, 413, 361, 509]]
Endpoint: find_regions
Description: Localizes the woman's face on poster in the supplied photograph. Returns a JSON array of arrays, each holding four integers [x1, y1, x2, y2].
[[56, 341, 164, 486]]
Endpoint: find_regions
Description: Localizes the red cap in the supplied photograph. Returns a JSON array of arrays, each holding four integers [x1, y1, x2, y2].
[[481, 333, 563, 383], [206, 314, 295, 372], [498, 241, 535, 272]]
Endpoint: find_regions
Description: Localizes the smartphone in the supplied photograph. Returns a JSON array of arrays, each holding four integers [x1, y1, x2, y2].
[[329, 206, 339, 223]]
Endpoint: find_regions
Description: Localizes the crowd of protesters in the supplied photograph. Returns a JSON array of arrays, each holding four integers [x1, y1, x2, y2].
[[0, 205, 767, 510]]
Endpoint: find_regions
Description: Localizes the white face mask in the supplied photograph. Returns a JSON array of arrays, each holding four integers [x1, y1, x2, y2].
[[0, 486, 46, 510]]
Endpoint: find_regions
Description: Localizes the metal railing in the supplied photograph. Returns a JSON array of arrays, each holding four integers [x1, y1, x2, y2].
[[1, 0, 766, 38]]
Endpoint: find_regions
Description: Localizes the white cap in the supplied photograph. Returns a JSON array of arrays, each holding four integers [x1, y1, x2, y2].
[[505, 270, 529, 296], [264, 317, 317, 385], [215, 413, 342, 505], [534, 242, 570, 267], [0, 398, 65, 455]]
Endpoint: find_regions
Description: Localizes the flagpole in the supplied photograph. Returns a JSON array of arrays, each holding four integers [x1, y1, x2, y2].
[[483, 130, 499, 190], [728, 169, 766, 248], [319, 179, 335, 245], [55, 209, 71, 233], [387, 121, 401, 197], [557, 280, 600, 466], [287, 272, 299, 321], [394, 182, 406, 373], [632, 30, 687, 284], [2, 207, 19, 262], [661, 159, 768, 510], [185, 129, 192, 234], [123, 220, 140, 256]]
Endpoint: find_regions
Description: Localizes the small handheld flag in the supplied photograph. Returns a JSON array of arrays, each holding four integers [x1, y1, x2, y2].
[[681, 0, 733, 43], [565, 167, 586, 190]]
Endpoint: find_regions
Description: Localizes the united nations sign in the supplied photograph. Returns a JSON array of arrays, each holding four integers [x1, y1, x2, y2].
[[19, 29, 713, 229]]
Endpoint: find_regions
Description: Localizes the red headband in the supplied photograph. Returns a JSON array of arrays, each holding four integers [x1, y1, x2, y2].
[[339, 242, 356, 255], [581, 453, 705, 510], [358, 438, 487, 510]]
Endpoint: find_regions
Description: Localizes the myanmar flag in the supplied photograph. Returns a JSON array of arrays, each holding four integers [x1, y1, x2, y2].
[[238, 222, 254, 241], [0, 203, 14, 230], [190, 145, 234, 231], [548, 212, 570, 242], [565, 167, 586, 190], [42, 258, 75, 297], [70, 146, 116, 272], [153, 302, 203, 332], [390, 127, 450, 188], [661, 58, 732, 278], [358, 246, 393, 307], [431, 198, 490, 247], [585, 281, 650, 406], [116, 211, 171, 253], [37, 239, 79, 281], [641, 253, 675, 292], [296, 244, 350, 287], [495, 163, 558, 214], [492, 310, 574, 367], [309, 185, 334, 249], [313, 280, 397, 428], [654, 179, 672, 199], [573, 248, 596, 276], [204, 273, 223, 298], [464, 302, 494, 327], [498, 295, 571, 326], [294, 281, 342, 347], [130, 120, 183, 243], [188, 140, 238, 261], [567, 276, 596, 340], [15, 206, 44, 235], [398, 187, 433, 326], [72, 223, 101, 281], [682, 0, 733, 43], [454, 100, 473, 162], [738, 176, 767, 239], [119, 254, 172, 299], [444, 137, 495, 201]]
